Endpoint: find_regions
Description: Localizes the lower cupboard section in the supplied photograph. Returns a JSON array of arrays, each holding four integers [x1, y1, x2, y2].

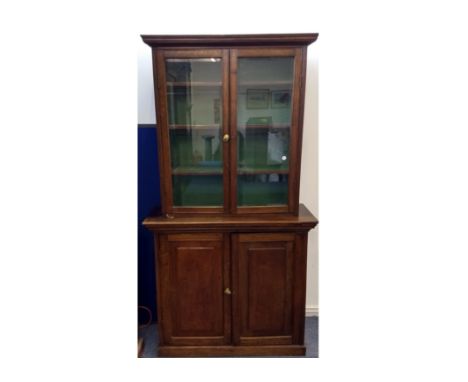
[[155, 231, 309, 355]]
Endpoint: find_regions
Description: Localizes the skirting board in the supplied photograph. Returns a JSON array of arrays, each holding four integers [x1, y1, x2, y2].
[[305, 305, 319, 317]]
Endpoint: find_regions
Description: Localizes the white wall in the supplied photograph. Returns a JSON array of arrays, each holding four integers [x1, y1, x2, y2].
[[301, 41, 319, 316], [138, 43, 156, 124], [138, 37, 319, 316]]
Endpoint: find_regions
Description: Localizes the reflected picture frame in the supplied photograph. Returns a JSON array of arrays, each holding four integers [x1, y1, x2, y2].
[[271, 89, 291, 109], [246, 89, 270, 109]]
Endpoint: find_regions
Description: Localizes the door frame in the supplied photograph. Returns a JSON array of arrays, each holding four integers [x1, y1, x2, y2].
[[155, 48, 231, 215], [228, 47, 304, 214]]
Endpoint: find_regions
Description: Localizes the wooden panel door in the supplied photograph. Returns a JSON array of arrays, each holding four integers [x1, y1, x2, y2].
[[232, 233, 300, 346], [157, 233, 231, 345]]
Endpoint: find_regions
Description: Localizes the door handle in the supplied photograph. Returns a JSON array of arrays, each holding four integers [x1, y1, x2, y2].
[[222, 134, 230, 143], [224, 287, 232, 295]]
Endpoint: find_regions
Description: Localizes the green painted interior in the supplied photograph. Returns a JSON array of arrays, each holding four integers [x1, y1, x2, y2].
[[238, 175, 289, 206], [165, 56, 294, 208], [236, 57, 294, 207], [172, 175, 223, 206]]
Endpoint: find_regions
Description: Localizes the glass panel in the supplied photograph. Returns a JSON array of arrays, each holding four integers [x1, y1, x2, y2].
[[166, 58, 223, 207], [172, 175, 223, 206], [236, 57, 294, 206], [238, 174, 288, 206]]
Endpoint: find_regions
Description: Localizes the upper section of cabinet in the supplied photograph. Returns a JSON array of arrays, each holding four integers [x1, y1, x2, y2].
[[141, 34, 318, 216]]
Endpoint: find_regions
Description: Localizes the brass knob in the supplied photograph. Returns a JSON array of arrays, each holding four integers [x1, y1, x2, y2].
[[224, 287, 232, 295], [222, 134, 230, 142]]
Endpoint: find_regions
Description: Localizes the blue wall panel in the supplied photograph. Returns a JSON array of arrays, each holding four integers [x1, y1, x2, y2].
[[138, 125, 160, 323]]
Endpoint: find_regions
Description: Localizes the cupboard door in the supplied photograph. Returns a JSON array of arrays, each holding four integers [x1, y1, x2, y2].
[[158, 233, 231, 345], [229, 48, 304, 214], [232, 233, 297, 345], [155, 49, 230, 214]]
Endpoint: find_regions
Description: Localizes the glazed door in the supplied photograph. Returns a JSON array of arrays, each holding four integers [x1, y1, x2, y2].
[[158, 233, 231, 345], [232, 233, 297, 345], [229, 48, 304, 214], [155, 49, 230, 214]]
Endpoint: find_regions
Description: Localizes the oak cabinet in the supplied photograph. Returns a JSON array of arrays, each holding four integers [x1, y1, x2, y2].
[[142, 34, 318, 357]]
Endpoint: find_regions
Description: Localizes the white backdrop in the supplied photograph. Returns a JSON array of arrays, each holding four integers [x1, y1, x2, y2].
[[2, 0, 468, 380]]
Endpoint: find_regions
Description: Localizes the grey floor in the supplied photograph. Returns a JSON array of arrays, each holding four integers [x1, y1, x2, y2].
[[139, 317, 318, 358]]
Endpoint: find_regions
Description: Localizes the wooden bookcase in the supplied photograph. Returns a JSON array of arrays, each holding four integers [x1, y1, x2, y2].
[[142, 34, 318, 357]]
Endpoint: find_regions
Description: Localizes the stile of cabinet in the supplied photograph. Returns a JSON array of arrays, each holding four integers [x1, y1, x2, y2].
[[142, 34, 318, 357]]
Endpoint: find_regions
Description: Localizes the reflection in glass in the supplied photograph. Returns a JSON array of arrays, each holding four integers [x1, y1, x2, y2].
[[237, 57, 294, 206], [172, 175, 223, 206], [165, 58, 223, 207], [238, 174, 288, 206]]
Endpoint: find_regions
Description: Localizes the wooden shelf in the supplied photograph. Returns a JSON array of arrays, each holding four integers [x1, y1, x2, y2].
[[169, 124, 221, 130], [167, 81, 222, 87], [169, 124, 290, 130], [167, 80, 291, 88], [238, 167, 289, 175], [241, 124, 290, 129], [172, 167, 287, 176], [169, 124, 291, 131], [238, 80, 292, 86], [172, 167, 223, 176]]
